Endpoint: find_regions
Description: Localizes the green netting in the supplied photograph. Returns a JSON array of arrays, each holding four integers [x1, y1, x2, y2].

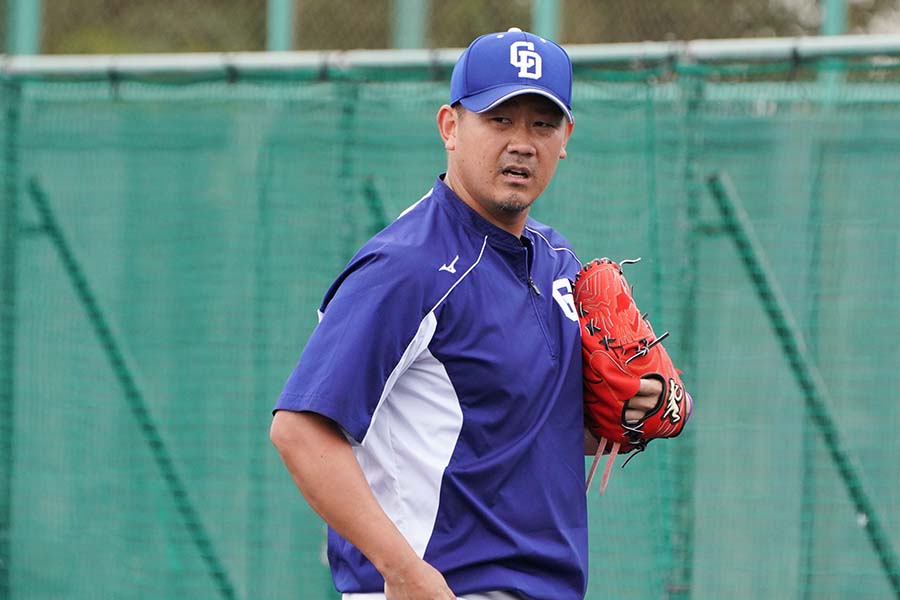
[[1, 55, 899, 599]]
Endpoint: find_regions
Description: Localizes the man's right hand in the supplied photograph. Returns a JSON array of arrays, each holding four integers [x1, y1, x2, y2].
[[383, 556, 455, 600], [271, 411, 456, 600]]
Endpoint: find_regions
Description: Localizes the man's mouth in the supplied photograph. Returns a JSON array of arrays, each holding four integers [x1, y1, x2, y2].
[[501, 166, 532, 180]]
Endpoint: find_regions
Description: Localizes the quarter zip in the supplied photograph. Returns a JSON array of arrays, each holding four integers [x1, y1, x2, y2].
[[521, 237, 557, 359]]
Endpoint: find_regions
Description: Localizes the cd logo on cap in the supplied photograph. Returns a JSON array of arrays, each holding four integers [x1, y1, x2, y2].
[[509, 41, 542, 80]]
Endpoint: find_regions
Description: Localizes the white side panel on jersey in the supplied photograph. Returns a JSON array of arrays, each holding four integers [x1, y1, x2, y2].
[[354, 311, 463, 557]]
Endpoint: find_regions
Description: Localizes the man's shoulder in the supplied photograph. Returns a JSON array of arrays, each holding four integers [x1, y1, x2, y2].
[[361, 186, 475, 267], [524, 217, 576, 253], [323, 192, 473, 311]]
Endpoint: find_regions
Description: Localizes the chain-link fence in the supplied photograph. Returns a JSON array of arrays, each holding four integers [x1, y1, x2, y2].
[[4, 0, 898, 54]]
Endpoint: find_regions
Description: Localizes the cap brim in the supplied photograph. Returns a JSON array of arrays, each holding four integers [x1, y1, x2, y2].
[[459, 85, 574, 123]]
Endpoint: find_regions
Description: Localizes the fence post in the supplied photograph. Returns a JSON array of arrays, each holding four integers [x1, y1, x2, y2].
[[267, 0, 296, 51], [532, 0, 560, 40], [6, 0, 42, 55], [666, 71, 706, 600], [392, 0, 427, 49], [822, 0, 847, 36], [820, 0, 846, 99]]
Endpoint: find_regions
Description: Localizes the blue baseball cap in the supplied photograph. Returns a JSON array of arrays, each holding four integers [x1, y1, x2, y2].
[[450, 27, 574, 123]]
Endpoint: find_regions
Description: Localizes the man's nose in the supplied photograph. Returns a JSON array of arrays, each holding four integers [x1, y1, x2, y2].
[[506, 124, 536, 156]]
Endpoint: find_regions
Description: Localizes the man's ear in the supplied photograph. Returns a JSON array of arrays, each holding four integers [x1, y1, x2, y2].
[[559, 121, 574, 159], [436, 104, 459, 151]]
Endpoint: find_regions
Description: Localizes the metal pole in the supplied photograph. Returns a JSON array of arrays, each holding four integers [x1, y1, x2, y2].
[[799, 144, 827, 600], [822, 0, 847, 36], [4, 35, 900, 79], [668, 73, 705, 600], [532, 0, 560, 41], [392, 0, 427, 49], [821, 0, 847, 96], [266, 0, 295, 51], [5, 0, 43, 55]]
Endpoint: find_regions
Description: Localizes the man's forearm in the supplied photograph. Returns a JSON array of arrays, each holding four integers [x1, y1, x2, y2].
[[269, 410, 419, 577]]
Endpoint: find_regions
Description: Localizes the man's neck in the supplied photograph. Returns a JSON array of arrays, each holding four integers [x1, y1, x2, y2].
[[443, 173, 529, 237]]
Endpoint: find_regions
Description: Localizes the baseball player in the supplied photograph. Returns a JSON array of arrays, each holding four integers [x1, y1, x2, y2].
[[270, 28, 672, 600]]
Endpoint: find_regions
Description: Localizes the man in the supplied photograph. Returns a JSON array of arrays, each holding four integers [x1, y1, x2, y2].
[[270, 28, 661, 599]]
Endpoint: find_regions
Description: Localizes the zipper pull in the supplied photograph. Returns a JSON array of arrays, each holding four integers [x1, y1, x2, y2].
[[528, 278, 541, 296]]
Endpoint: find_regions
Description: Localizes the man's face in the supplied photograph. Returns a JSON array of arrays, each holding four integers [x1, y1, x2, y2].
[[439, 94, 573, 232]]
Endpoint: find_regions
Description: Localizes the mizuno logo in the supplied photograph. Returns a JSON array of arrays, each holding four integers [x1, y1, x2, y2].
[[439, 255, 460, 274]]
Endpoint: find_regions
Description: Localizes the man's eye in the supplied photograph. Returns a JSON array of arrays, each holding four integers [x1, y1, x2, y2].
[[491, 117, 511, 124]]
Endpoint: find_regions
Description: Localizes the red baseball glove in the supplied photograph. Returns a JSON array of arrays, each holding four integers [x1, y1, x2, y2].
[[573, 258, 693, 495]]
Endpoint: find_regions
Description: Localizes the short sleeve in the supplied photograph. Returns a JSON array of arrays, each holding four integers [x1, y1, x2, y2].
[[274, 250, 431, 442]]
